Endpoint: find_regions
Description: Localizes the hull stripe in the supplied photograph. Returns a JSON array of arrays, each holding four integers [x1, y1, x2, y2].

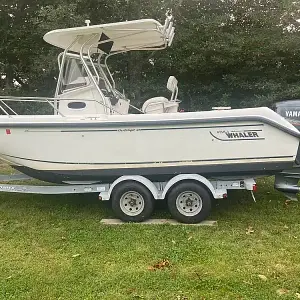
[[2, 153, 294, 166], [25, 123, 265, 133]]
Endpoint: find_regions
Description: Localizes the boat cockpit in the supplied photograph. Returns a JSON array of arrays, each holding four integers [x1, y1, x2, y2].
[[55, 52, 131, 116], [51, 13, 179, 116]]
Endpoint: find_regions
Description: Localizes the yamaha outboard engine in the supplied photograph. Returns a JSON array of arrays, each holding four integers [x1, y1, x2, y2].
[[274, 100, 300, 131], [273, 100, 300, 199]]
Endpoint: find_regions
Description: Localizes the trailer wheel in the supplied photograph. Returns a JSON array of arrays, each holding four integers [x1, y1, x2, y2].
[[167, 182, 212, 224], [111, 181, 155, 222]]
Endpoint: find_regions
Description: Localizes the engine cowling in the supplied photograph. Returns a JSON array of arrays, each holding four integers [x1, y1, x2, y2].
[[274, 100, 300, 131]]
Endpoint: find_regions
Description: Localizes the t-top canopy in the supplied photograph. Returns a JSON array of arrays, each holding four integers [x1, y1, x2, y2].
[[43, 16, 175, 54]]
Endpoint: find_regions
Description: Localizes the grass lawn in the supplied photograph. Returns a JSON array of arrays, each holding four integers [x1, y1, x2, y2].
[[1, 166, 300, 299]]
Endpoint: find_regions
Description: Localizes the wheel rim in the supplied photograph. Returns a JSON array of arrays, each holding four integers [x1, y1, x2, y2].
[[120, 191, 145, 216], [175, 191, 202, 217]]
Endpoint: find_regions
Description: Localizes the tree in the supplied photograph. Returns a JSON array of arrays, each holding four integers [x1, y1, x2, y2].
[[0, 0, 86, 97], [2, 0, 300, 112]]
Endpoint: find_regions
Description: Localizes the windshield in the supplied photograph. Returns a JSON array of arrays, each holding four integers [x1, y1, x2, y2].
[[63, 58, 89, 91], [57, 56, 109, 95]]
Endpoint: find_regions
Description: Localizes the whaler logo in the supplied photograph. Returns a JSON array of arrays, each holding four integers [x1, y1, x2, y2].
[[225, 131, 259, 138], [285, 111, 300, 118], [210, 129, 264, 141]]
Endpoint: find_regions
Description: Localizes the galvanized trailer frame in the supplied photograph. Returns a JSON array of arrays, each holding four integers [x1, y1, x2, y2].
[[0, 173, 256, 198]]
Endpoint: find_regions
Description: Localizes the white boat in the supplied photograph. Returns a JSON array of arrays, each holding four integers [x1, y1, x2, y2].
[[0, 14, 300, 185]]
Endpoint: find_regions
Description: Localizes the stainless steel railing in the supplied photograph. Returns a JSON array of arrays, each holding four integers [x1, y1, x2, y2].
[[0, 96, 126, 117]]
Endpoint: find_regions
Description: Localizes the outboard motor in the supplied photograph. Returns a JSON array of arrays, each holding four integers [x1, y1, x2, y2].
[[274, 100, 300, 131], [273, 100, 300, 199]]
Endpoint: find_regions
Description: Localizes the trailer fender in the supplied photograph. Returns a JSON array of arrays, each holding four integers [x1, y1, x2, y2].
[[102, 176, 160, 200], [162, 174, 222, 199]]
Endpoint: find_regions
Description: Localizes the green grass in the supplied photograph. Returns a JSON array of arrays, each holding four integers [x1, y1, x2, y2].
[[1, 168, 300, 299]]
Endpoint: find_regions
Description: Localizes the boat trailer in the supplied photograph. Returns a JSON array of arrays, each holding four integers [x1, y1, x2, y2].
[[0, 173, 258, 224]]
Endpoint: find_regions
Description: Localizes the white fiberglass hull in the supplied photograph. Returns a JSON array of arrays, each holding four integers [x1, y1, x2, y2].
[[0, 107, 299, 183]]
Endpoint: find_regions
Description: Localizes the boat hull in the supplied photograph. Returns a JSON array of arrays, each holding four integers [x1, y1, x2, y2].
[[0, 107, 299, 183]]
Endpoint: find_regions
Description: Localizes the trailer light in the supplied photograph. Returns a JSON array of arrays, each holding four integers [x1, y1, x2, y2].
[[252, 184, 257, 192], [223, 193, 228, 198], [6, 129, 11, 135]]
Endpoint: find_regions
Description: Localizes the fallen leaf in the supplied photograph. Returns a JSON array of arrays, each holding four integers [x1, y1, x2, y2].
[[295, 292, 300, 299], [285, 200, 292, 207], [246, 226, 254, 235], [276, 288, 289, 296], [258, 274, 267, 281], [72, 254, 80, 258], [284, 225, 289, 229], [172, 240, 176, 244], [147, 259, 171, 271], [187, 235, 193, 241], [6, 276, 12, 280]]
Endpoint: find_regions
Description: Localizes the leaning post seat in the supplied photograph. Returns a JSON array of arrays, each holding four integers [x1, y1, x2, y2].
[[142, 97, 171, 114], [142, 76, 180, 114]]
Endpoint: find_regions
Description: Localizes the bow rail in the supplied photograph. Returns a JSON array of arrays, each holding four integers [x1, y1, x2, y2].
[[0, 96, 125, 117]]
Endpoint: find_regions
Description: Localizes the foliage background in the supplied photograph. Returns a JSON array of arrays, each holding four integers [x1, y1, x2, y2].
[[1, 0, 300, 111]]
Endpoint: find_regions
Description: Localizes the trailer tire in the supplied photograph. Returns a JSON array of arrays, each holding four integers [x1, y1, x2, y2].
[[111, 181, 155, 222], [167, 182, 212, 224]]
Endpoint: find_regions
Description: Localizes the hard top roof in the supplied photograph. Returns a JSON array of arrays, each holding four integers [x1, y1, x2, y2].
[[43, 17, 174, 54]]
